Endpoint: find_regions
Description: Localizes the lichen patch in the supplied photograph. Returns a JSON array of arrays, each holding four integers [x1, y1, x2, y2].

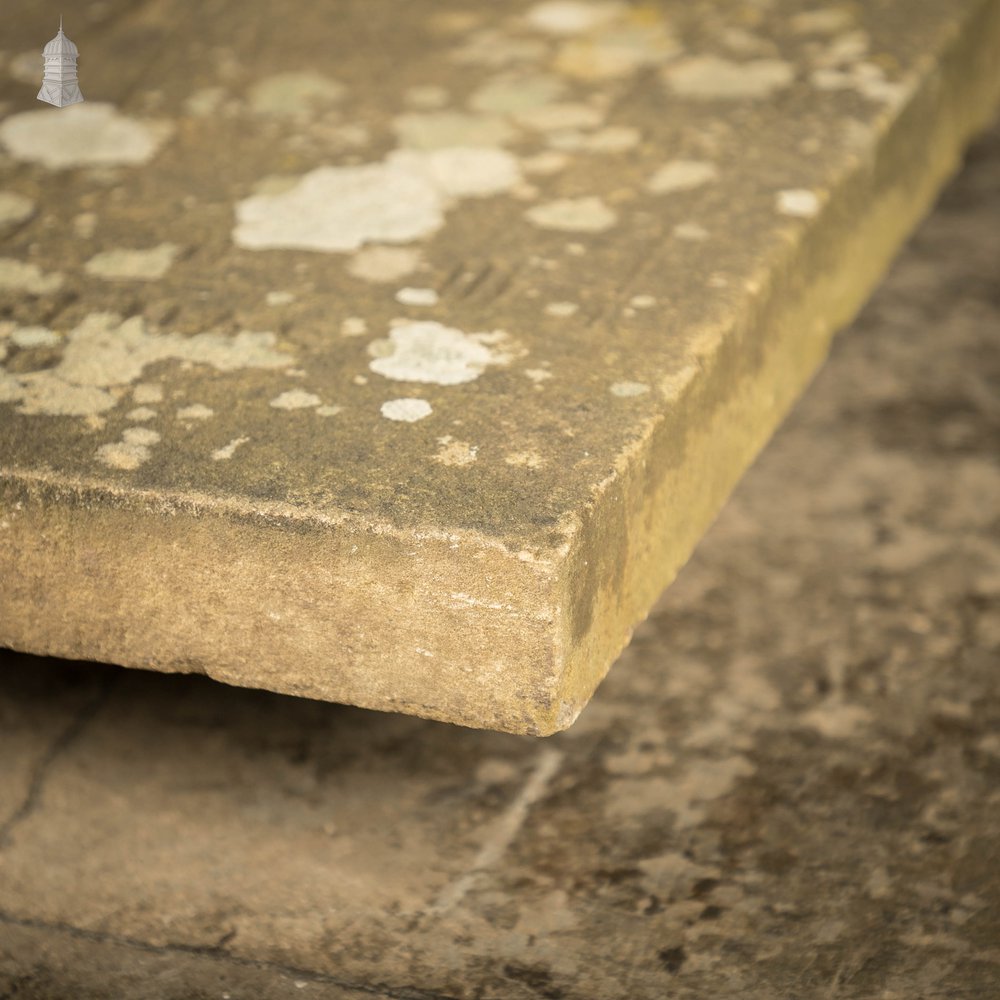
[[610, 380, 650, 397], [212, 437, 250, 462], [663, 57, 795, 99], [369, 321, 518, 385], [0, 103, 172, 169], [133, 383, 164, 404], [97, 440, 152, 470], [0, 259, 64, 295], [177, 404, 214, 420], [212, 436, 250, 461], [340, 317, 368, 338], [392, 111, 517, 150], [647, 159, 719, 194], [810, 63, 907, 105], [96, 426, 161, 470], [554, 22, 680, 80], [777, 188, 820, 217], [0, 191, 35, 232], [791, 9, 854, 34], [673, 222, 709, 241], [381, 397, 432, 422], [506, 450, 544, 469], [234, 148, 521, 253], [348, 246, 422, 284], [0, 313, 291, 418], [433, 435, 478, 466], [525, 196, 617, 232], [396, 287, 439, 306], [404, 85, 450, 109], [85, 243, 179, 281], [270, 389, 322, 410], [553, 126, 640, 153], [123, 427, 160, 446], [469, 73, 565, 114], [545, 301, 578, 317], [514, 102, 604, 132], [10, 327, 59, 348], [525, 2, 626, 36], [247, 72, 346, 116]]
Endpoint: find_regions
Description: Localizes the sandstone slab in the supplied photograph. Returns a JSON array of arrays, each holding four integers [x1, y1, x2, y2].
[[3, 121, 1000, 994], [1, 0, 999, 732]]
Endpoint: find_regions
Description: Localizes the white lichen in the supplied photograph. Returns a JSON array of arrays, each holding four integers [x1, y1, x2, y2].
[[96, 426, 161, 470], [545, 301, 578, 317], [10, 326, 59, 348], [177, 403, 214, 420], [0, 259, 64, 295], [133, 383, 164, 404], [610, 380, 650, 397], [348, 246, 422, 284], [381, 397, 432, 422], [0, 103, 172, 169], [663, 56, 794, 99], [270, 389, 321, 410], [247, 72, 345, 116], [434, 435, 478, 466], [1, 313, 290, 417], [211, 436, 250, 461], [395, 287, 439, 306], [556, 22, 680, 80], [673, 222, 709, 241], [393, 111, 517, 150], [777, 189, 820, 218], [513, 102, 604, 132], [97, 440, 151, 470], [234, 148, 521, 253], [525, 2, 626, 35], [0, 191, 35, 232], [404, 85, 450, 110], [647, 159, 719, 194], [791, 9, 854, 34], [469, 73, 565, 114], [552, 126, 640, 153], [84, 243, 179, 281], [340, 317, 368, 338], [505, 451, 544, 469], [369, 321, 517, 385], [525, 196, 617, 233]]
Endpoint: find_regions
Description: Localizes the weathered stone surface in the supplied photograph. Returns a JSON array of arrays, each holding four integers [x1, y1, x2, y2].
[[2, 121, 1000, 996], [1, 0, 999, 733]]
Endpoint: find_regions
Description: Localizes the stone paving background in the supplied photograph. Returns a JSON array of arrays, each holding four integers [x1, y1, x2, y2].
[[0, 111, 999, 1000]]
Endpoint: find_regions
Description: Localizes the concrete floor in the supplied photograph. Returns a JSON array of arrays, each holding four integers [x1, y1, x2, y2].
[[2, 123, 999, 1000]]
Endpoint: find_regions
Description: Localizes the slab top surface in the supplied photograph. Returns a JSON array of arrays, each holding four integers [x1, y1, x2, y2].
[[1, 0, 999, 732]]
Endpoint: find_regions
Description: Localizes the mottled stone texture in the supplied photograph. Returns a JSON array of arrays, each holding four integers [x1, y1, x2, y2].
[[2, 121, 1000, 999], [1, 0, 1000, 732]]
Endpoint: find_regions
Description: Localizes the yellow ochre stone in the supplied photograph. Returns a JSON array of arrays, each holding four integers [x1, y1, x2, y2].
[[1, 0, 999, 733]]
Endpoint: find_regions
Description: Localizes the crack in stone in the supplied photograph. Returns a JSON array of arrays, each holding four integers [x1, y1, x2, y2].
[[0, 671, 118, 847], [424, 748, 563, 919], [0, 912, 461, 1000]]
